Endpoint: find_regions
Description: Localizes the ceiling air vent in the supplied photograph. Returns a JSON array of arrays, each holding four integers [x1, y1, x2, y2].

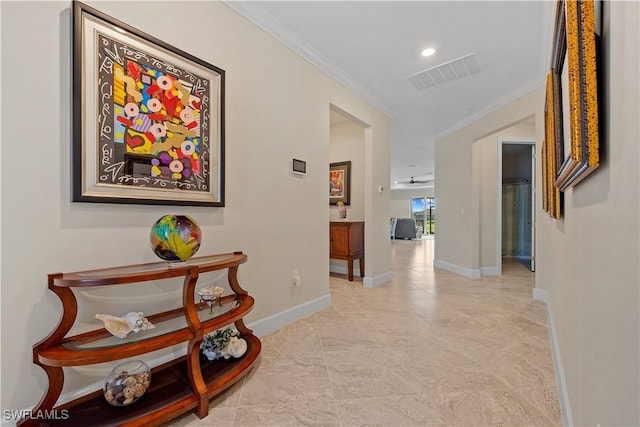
[[406, 52, 481, 91]]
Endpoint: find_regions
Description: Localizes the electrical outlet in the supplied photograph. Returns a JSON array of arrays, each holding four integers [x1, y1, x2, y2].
[[292, 269, 301, 287]]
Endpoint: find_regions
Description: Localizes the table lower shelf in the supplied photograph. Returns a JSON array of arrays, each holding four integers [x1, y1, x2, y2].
[[36, 335, 261, 427]]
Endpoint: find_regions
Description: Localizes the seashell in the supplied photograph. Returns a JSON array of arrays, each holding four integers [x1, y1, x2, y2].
[[123, 397, 134, 405], [225, 336, 248, 358], [95, 312, 154, 338], [198, 286, 224, 297], [123, 376, 137, 387], [124, 312, 155, 333], [123, 386, 135, 399], [133, 383, 146, 398], [136, 372, 150, 383], [95, 314, 133, 339]]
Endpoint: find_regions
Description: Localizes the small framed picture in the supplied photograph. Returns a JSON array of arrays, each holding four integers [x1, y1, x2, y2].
[[329, 161, 351, 205]]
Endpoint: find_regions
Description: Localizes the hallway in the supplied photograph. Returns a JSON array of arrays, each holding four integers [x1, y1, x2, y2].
[[172, 239, 561, 426]]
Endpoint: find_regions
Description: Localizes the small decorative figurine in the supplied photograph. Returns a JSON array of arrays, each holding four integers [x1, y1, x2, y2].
[[336, 201, 347, 219], [198, 286, 225, 314]]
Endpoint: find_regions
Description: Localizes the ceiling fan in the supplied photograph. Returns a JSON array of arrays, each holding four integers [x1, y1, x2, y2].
[[399, 177, 432, 185]]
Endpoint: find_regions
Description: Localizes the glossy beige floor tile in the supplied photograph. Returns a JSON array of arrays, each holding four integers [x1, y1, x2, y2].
[[240, 354, 335, 405], [235, 400, 340, 426], [441, 388, 562, 426], [336, 394, 446, 426], [167, 239, 562, 427]]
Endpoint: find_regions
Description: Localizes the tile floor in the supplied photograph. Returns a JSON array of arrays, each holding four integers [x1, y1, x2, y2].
[[169, 239, 562, 426]]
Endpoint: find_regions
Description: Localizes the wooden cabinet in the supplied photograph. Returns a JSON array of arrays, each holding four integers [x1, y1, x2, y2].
[[22, 252, 260, 427], [330, 221, 364, 281]]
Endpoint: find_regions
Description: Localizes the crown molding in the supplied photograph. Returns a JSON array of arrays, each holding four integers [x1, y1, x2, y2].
[[432, 73, 547, 144], [223, 1, 394, 118]]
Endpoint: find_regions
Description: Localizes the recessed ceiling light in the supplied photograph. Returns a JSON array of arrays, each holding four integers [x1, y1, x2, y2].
[[421, 48, 436, 57]]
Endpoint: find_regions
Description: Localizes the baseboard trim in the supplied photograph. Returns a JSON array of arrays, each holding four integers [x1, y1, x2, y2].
[[330, 262, 390, 288], [247, 293, 332, 337], [480, 267, 500, 276], [532, 288, 549, 303], [434, 259, 481, 279], [363, 272, 392, 288], [533, 288, 573, 427], [329, 263, 361, 276]]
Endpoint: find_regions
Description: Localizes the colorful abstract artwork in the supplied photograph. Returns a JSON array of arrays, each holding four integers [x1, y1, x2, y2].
[[329, 161, 351, 205], [98, 33, 210, 191], [73, 2, 225, 206], [330, 170, 345, 198]]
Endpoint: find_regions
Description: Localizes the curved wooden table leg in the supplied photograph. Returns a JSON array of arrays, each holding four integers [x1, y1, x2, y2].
[[23, 274, 77, 426], [183, 269, 209, 419]]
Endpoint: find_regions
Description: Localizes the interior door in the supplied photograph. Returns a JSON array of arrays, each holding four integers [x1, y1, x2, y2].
[[530, 145, 536, 272]]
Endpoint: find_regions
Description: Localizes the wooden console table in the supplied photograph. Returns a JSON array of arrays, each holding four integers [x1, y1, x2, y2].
[[22, 252, 260, 427], [330, 221, 364, 281]]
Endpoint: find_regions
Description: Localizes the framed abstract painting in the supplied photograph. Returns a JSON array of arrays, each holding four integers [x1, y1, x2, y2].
[[73, 1, 225, 206], [329, 161, 351, 206]]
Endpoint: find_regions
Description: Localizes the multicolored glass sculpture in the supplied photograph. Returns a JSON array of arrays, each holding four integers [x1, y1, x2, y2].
[[150, 215, 202, 262]]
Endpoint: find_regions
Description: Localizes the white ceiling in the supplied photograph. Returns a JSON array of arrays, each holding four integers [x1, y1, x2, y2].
[[225, 1, 554, 189]]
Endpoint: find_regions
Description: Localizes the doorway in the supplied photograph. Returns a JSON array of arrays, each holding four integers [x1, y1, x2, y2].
[[329, 106, 366, 277], [425, 197, 435, 235], [497, 138, 535, 273], [411, 197, 425, 232], [410, 197, 436, 237]]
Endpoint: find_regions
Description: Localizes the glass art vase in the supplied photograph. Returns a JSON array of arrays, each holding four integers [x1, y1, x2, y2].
[[150, 215, 202, 263]]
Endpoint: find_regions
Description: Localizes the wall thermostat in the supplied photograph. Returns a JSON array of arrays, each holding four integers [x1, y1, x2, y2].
[[292, 158, 306, 175]]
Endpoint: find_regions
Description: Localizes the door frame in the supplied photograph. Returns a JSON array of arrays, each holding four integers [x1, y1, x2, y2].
[[410, 196, 426, 233], [496, 137, 536, 274]]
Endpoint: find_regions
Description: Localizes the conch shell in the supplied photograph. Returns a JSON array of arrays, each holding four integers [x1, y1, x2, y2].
[[95, 314, 133, 339], [124, 312, 155, 333], [96, 312, 155, 339]]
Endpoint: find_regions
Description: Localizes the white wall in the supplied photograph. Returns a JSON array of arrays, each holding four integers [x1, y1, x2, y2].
[[536, 2, 639, 425], [0, 1, 390, 413], [330, 119, 364, 221]]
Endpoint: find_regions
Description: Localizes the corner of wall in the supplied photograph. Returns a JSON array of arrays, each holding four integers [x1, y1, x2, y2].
[[533, 288, 573, 427], [248, 294, 331, 337], [434, 259, 481, 279]]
